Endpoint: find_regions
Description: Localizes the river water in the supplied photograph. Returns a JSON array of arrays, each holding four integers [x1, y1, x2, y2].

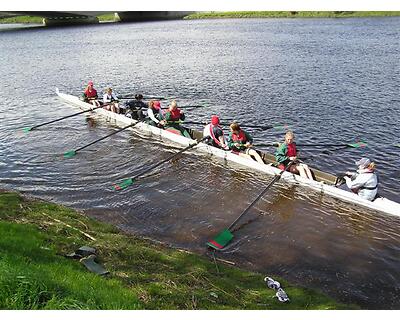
[[1, 18, 399, 309]]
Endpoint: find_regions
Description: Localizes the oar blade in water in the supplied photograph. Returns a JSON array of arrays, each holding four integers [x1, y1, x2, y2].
[[206, 229, 234, 250], [347, 141, 367, 148], [112, 178, 134, 191], [22, 127, 33, 133], [63, 150, 77, 159]]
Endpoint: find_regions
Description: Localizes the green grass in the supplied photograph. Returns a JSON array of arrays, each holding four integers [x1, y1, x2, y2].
[[0, 16, 43, 24], [185, 11, 400, 19], [0, 14, 118, 24], [0, 191, 357, 309]]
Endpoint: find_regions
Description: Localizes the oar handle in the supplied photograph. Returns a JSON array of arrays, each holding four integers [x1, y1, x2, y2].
[[130, 136, 209, 181], [75, 122, 137, 153], [227, 161, 294, 231], [29, 105, 104, 131]]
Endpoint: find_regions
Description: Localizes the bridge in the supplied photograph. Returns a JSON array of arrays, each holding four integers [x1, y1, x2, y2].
[[0, 11, 193, 26]]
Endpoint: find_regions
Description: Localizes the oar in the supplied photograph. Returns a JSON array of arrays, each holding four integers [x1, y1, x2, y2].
[[206, 161, 294, 250], [183, 120, 279, 131], [257, 141, 367, 148], [161, 104, 209, 110], [63, 122, 139, 158], [395, 144, 400, 148], [22, 105, 105, 133], [118, 95, 175, 100], [112, 136, 209, 190]]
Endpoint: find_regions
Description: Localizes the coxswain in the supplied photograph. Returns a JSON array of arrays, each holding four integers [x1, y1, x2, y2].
[[227, 122, 264, 164], [163, 100, 191, 138], [275, 131, 314, 180], [82, 81, 100, 107], [343, 157, 378, 201], [103, 87, 120, 113], [203, 115, 228, 150], [124, 94, 146, 120], [146, 100, 165, 127]]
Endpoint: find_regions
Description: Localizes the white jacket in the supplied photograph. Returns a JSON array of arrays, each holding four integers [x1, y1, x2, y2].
[[103, 92, 119, 104], [344, 169, 378, 201]]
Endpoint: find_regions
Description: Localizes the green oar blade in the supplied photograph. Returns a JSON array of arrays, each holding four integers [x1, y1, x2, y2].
[[22, 127, 33, 133], [63, 150, 77, 159], [347, 141, 367, 148], [206, 229, 234, 250], [112, 178, 134, 191]]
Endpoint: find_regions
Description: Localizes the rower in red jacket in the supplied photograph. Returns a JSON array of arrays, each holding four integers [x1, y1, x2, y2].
[[82, 81, 100, 107]]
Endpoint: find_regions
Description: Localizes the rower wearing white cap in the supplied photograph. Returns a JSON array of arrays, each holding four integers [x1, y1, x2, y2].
[[344, 157, 378, 201]]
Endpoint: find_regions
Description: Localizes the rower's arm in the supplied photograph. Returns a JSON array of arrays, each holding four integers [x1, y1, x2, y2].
[[244, 130, 253, 145], [275, 143, 288, 163], [147, 108, 159, 124]]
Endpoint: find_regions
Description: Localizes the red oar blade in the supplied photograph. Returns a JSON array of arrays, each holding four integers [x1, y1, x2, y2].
[[206, 229, 234, 250]]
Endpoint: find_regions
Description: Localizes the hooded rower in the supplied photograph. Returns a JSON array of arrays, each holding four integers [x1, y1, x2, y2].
[[82, 81, 100, 107], [344, 157, 378, 201], [147, 100, 165, 127], [227, 122, 264, 164], [203, 115, 228, 150]]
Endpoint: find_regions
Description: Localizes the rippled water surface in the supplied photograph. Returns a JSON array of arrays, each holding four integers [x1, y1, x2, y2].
[[1, 18, 400, 309]]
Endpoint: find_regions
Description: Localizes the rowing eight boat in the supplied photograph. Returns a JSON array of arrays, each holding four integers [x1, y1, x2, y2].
[[56, 88, 400, 217]]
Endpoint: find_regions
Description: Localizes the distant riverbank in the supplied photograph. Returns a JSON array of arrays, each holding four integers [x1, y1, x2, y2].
[[1, 12, 400, 24], [185, 11, 400, 19]]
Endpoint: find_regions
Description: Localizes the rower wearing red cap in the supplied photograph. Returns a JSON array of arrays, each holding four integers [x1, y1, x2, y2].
[[81, 81, 100, 107], [147, 99, 165, 127], [203, 115, 228, 150], [227, 122, 264, 164]]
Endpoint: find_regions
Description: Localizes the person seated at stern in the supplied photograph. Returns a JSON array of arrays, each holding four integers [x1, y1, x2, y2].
[[275, 131, 315, 180], [227, 122, 264, 164], [343, 157, 378, 201], [203, 115, 228, 150]]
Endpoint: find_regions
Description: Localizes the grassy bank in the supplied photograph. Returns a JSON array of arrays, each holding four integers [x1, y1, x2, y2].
[[185, 11, 400, 19], [0, 190, 356, 310]]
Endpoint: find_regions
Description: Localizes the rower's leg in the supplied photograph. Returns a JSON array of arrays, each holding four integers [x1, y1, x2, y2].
[[248, 149, 264, 164], [298, 164, 314, 180], [302, 164, 315, 180], [297, 165, 308, 179]]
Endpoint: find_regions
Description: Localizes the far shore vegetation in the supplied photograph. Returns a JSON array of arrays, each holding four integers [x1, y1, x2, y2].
[[185, 11, 400, 19], [1, 12, 400, 24], [0, 190, 357, 310]]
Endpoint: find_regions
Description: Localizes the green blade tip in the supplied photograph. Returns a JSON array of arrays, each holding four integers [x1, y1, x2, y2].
[[63, 150, 77, 159], [22, 127, 32, 133], [112, 178, 134, 191]]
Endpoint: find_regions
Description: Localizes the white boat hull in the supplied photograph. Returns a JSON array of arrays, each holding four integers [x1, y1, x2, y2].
[[56, 89, 400, 217]]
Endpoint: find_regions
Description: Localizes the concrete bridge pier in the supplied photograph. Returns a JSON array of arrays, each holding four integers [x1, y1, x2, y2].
[[43, 15, 99, 26]]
